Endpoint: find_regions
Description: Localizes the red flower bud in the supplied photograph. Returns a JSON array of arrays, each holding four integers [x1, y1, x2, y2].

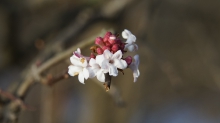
[[96, 48, 103, 54], [95, 37, 104, 46], [111, 44, 119, 52], [90, 53, 96, 59], [101, 46, 111, 51], [105, 41, 112, 47], [108, 35, 117, 44], [124, 56, 132, 65], [103, 32, 112, 42]]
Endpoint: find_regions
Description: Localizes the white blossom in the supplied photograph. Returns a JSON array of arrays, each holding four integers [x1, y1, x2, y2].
[[68, 49, 95, 84], [89, 58, 106, 82], [129, 55, 140, 82], [96, 50, 127, 77], [122, 29, 138, 52]]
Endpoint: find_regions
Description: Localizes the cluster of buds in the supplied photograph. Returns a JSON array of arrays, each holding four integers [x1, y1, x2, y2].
[[68, 29, 140, 90]]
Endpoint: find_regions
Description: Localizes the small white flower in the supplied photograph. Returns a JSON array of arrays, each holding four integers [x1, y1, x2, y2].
[[122, 29, 138, 52], [89, 58, 106, 82], [68, 49, 95, 84], [96, 50, 127, 77], [129, 55, 140, 82]]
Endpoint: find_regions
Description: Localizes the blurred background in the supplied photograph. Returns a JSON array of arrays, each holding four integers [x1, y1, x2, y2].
[[1, 0, 220, 123]]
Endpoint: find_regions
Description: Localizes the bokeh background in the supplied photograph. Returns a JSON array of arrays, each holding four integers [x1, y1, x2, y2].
[[1, 0, 220, 123]]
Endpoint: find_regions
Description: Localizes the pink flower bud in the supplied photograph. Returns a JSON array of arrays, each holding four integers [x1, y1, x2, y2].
[[101, 46, 110, 51], [108, 35, 117, 44], [124, 56, 132, 65], [96, 48, 103, 54], [90, 53, 96, 59], [95, 37, 104, 46], [105, 41, 112, 47], [103, 32, 112, 42], [111, 44, 119, 52]]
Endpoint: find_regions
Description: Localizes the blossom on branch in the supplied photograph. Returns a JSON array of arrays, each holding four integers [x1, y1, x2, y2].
[[68, 29, 140, 90]]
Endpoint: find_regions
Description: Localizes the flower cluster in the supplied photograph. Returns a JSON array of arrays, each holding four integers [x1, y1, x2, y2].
[[68, 29, 140, 88]]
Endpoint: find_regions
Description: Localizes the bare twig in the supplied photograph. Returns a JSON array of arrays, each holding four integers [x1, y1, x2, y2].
[[0, 89, 35, 110]]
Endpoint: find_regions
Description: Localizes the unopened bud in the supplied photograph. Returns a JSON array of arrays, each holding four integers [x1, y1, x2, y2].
[[105, 41, 112, 47], [125, 56, 132, 65], [90, 53, 96, 59], [95, 37, 104, 46], [96, 48, 103, 54], [111, 44, 119, 52], [103, 32, 112, 42], [108, 35, 117, 44], [102, 46, 111, 51]]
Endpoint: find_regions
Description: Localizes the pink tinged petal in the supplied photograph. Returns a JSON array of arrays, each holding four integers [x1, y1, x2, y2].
[[108, 64, 118, 76], [78, 72, 85, 84], [96, 70, 105, 82], [77, 48, 81, 54], [103, 50, 113, 59], [96, 55, 105, 67], [87, 67, 96, 78], [112, 50, 122, 59], [68, 65, 82, 76], [74, 48, 81, 58], [82, 68, 89, 79], [113, 59, 127, 69]]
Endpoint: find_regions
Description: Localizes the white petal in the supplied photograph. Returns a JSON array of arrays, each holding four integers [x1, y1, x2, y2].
[[133, 69, 140, 82], [126, 34, 136, 44], [113, 59, 127, 69], [125, 44, 138, 52], [78, 72, 85, 84], [87, 67, 96, 78], [70, 56, 81, 66], [96, 70, 105, 82], [109, 64, 118, 76], [112, 50, 122, 59], [134, 54, 140, 66], [101, 59, 110, 70], [68, 65, 82, 76], [133, 76, 138, 82], [89, 58, 96, 67], [77, 48, 81, 54], [103, 50, 113, 59], [83, 68, 89, 79], [91, 63, 101, 73], [127, 55, 140, 82], [122, 29, 131, 39], [96, 55, 105, 67], [127, 45, 135, 52]]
